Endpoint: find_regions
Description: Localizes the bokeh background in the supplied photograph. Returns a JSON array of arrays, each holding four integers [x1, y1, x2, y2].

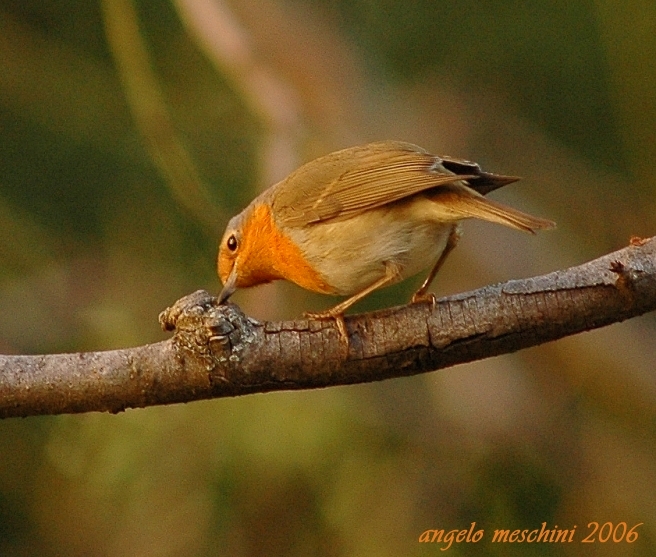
[[1, 0, 656, 555]]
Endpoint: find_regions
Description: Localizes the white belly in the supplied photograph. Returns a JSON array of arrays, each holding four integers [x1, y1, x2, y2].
[[285, 197, 455, 295]]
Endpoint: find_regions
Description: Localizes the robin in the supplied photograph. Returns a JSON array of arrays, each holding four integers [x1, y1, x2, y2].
[[217, 141, 554, 335]]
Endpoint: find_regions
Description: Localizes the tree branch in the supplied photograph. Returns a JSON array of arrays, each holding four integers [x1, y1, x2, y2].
[[1, 237, 655, 418]]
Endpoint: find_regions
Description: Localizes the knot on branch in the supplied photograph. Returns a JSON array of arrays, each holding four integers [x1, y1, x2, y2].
[[159, 290, 259, 368]]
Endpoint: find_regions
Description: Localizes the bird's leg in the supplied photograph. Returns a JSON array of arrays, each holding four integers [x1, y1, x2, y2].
[[411, 224, 462, 305], [305, 262, 401, 343]]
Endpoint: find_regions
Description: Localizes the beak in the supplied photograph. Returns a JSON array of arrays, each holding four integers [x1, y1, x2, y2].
[[218, 267, 238, 304]]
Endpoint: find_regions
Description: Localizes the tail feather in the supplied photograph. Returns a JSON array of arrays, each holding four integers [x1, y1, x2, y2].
[[433, 189, 555, 233]]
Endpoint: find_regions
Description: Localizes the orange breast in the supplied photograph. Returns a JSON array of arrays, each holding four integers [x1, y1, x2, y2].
[[238, 203, 335, 294]]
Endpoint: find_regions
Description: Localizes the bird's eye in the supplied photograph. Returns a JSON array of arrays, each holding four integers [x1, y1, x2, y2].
[[226, 234, 238, 252]]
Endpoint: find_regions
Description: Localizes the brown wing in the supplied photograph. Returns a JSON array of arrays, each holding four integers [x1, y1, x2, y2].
[[272, 141, 477, 227]]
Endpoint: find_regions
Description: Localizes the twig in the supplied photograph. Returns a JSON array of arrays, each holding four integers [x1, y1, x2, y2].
[[101, 0, 221, 230], [1, 237, 655, 418]]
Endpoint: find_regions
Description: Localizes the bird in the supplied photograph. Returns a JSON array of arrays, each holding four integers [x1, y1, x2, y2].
[[217, 140, 554, 336]]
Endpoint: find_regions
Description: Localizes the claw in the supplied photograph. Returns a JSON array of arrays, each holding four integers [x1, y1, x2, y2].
[[304, 310, 349, 348], [411, 291, 436, 308]]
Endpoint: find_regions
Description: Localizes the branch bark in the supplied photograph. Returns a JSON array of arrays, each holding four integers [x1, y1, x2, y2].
[[1, 237, 655, 418]]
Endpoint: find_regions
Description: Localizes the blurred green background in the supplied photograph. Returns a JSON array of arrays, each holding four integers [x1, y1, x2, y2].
[[1, 0, 656, 555]]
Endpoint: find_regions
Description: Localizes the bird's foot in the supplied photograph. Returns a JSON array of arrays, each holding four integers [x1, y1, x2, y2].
[[303, 310, 349, 348], [410, 291, 437, 308]]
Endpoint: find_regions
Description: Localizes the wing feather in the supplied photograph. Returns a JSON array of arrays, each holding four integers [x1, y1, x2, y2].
[[273, 141, 475, 226]]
